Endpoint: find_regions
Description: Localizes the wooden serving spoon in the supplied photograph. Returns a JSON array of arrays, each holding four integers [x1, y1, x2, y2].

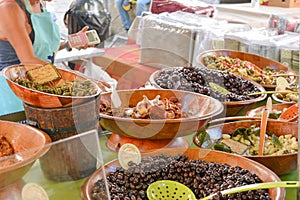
[[258, 108, 269, 156]]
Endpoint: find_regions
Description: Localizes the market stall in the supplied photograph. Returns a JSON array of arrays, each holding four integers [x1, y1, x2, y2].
[[0, 1, 299, 200]]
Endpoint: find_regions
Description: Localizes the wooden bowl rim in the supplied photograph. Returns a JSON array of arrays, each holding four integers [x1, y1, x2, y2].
[[3, 64, 101, 99], [272, 93, 298, 104], [196, 49, 297, 89], [246, 103, 296, 118], [81, 148, 284, 200], [193, 120, 298, 159], [100, 89, 224, 122], [149, 67, 267, 105], [0, 121, 51, 174]]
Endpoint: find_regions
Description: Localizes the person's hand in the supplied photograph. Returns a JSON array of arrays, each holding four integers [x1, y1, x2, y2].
[[75, 26, 96, 50]]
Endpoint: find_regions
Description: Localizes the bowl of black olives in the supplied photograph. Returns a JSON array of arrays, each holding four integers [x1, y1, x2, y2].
[[149, 66, 267, 117], [82, 148, 284, 200], [3, 64, 101, 108]]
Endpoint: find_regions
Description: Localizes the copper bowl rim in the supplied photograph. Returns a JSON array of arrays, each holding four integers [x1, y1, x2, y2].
[[272, 93, 297, 104], [81, 148, 284, 200], [193, 120, 298, 159], [3, 64, 101, 99], [196, 49, 297, 89], [149, 67, 267, 105], [100, 89, 224, 122], [0, 121, 51, 174]]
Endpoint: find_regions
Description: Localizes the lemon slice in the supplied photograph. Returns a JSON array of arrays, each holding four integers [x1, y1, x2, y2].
[[276, 77, 290, 90], [118, 143, 141, 170], [22, 183, 49, 200], [209, 82, 230, 94]]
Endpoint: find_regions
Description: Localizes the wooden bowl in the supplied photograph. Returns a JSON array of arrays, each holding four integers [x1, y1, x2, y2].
[[81, 148, 284, 200], [99, 89, 224, 139], [3, 64, 101, 108], [272, 93, 298, 104], [193, 120, 298, 175], [0, 120, 51, 188], [149, 68, 267, 117], [197, 49, 297, 90], [246, 103, 295, 120]]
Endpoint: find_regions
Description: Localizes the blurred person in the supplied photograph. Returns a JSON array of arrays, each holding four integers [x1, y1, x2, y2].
[[0, 0, 88, 116], [0, 0, 89, 70], [116, 0, 151, 31]]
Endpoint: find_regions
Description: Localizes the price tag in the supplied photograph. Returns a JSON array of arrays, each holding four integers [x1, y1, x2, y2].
[[118, 143, 141, 170], [22, 183, 49, 200]]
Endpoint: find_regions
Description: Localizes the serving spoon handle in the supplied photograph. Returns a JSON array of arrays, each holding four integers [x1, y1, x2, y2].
[[202, 181, 300, 200]]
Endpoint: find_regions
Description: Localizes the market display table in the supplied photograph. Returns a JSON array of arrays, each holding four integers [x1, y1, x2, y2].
[[215, 3, 300, 28], [93, 44, 158, 89], [54, 48, 105, 69], [0, 132, 296, 200]]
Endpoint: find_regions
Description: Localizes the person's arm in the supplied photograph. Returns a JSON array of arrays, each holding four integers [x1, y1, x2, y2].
[[0, 1, 48, 65]]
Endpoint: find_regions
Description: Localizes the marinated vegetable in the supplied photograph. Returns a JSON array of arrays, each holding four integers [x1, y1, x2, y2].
[[203, 55, 293, 86], [198, 125, 298, 156], [15, 78, 98, 97]]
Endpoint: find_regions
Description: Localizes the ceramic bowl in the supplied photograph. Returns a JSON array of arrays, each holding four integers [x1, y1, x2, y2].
[[3, 64, 101, 108], [0, 120, 51, 188], [197, 49, 297, 90], [193, 120, 298, 175], [82, 148, 284, 200], [149, 68, 267, 117], [99, 89, 224, 140]]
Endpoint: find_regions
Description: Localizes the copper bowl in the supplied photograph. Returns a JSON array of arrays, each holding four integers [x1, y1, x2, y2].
[[272, 93, 298, 104], [193, 120, 298, 175], [149, 68, 267, 117], [82, 148, 284, 200], [197, 49, 297, 90], [99, 89, 224, 139], [0, 120, 51, 188], [3, 64, 101, 108], [246, 103, 295, 120]]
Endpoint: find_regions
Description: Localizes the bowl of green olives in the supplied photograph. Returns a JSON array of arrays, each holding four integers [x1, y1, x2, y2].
[[193, 120, 298, 175], [197, 49, 297, 90], [3, 64, 101, 108]]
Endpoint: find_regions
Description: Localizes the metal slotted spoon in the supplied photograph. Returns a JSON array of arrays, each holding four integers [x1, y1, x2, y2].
[[147, 180, 300, 200]]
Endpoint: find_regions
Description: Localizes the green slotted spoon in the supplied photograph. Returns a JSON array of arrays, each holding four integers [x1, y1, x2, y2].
[[147, 180, 300, 200]]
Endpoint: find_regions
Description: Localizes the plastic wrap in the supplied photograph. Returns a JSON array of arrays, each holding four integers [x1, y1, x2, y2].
[[279, 39, 300, 71], [138, 13, 200, 68], [192, 22, 251, 65], [224, 28, 299, 62]]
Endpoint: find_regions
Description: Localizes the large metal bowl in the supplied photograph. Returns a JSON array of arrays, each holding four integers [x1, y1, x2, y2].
[[193, 120, 298, 175], [99, 89, 224, 140], [3, 64, 101, 108], [0, 120, 51, 188], [197, 49, 297, 90], [82, 148, 284, 200]]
